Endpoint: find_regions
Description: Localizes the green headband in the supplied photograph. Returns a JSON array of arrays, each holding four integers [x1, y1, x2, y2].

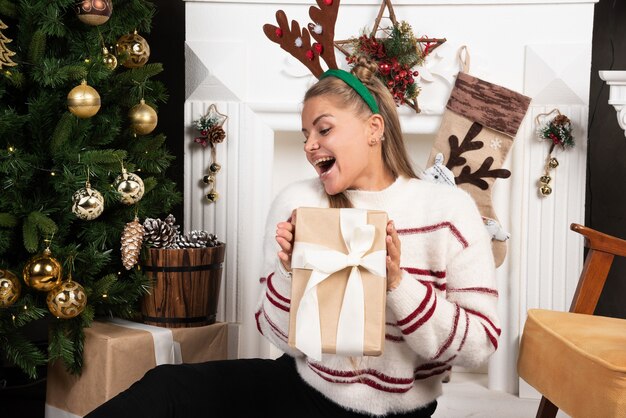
[[320, 69, 380, 114]]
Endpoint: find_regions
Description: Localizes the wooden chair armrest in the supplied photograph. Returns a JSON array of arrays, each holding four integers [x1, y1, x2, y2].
[[571, 223, 626, 257]]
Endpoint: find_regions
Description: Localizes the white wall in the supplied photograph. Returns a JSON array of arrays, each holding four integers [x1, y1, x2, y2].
[[184, 0, 598, 395]]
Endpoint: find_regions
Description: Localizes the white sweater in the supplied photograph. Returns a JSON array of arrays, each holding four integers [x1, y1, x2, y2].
[[255, 176, 499, 416]]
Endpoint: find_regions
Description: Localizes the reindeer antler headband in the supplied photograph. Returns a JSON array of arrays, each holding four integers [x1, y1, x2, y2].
[[263, 0, 380, 114]]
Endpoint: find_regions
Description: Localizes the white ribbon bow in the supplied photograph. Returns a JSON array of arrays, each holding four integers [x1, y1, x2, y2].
[[291, 209, 386, 360]]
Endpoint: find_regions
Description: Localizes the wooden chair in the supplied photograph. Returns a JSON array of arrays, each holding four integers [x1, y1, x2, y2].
[[518, 223, 626, 418]]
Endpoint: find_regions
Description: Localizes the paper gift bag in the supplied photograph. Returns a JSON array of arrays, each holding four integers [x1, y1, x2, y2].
[[288, 207, 387, 360]]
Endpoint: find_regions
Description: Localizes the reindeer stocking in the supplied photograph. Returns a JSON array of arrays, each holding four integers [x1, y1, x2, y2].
[[425, 71, 531, 267]]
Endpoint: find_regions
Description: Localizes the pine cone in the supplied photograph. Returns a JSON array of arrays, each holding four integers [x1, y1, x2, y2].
[[121, 217, 144, 270], [173, 230, 209, 248], [208, 125, 226, 144], [143, 214, 179, 248], [206, 233, 220, 247]]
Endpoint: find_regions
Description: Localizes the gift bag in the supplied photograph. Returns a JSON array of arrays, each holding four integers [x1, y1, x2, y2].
[[288, 208, 387, 360], [426, 47, 532, 267]]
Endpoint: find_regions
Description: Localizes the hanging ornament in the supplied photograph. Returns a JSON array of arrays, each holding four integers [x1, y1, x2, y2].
[[129, 99, 158, 136], [0, 269, 21, 307], [47, 280, 87, 319], [116, 31, 150, 68], [192, 104, 228, 204], [102, 46, 117, 70], [76, 0, 113, 26], [121, 216, 144, 270], [114, 167, 144, 205], [535, 109, 574, 198], [23, 246, 62, 292], [67, 80, 101, 119], [0, 19, 18, 70], [72, 172, 105, 220]]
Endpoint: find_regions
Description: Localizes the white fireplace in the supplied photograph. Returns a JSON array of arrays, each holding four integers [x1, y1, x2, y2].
[[183, 0, 598, 397]]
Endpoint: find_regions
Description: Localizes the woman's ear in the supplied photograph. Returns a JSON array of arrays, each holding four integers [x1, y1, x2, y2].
[[367, 113, 385, 140]]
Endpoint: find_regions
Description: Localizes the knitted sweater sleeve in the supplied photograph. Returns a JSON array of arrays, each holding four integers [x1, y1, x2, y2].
[[254, 180, 322, 357], [386, 189, 500, 368]]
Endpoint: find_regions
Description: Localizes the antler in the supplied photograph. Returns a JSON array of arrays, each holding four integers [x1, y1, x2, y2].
[[456, 157, 511, 190], [263, 0, 340, 79], [446, 122, 484, 170], [307, 0, 340, 71]]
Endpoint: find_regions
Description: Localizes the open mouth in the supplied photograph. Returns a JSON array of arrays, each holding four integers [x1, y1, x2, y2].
[[314, 156, 336, 175]]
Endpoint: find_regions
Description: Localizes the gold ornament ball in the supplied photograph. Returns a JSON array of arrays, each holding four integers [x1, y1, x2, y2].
[[206, 191, 219, 202], [539, 175, 552, 184], [116, 32, 150, 68], [129, 99, 158, 135], [76, 0, 113, 26], [539, 185, 553, 196], [102, 47, 117, 70], [67, 80, 101, 119], [47, 281, 87, 319], [23, 249, 62, 291], [0, 269, 21, 307], [72, 184, 105, 220], [548, 157, 560, 169], [114, 169, 145, 205]]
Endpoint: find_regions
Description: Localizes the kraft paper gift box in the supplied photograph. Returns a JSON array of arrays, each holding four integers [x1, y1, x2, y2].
[[45, 319, 228, 418], [288, 207, 387, 360]]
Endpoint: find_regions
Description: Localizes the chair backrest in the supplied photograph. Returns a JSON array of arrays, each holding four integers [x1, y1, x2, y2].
[[569, 223, 626, 315]]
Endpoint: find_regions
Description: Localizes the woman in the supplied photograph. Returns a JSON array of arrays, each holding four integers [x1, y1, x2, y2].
[[87, 59, 499, 418]]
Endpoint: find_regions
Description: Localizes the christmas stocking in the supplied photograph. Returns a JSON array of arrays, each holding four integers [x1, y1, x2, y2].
[[425, 55, 531, 268]]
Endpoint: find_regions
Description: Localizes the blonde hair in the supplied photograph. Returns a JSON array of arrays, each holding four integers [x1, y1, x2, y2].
[[303, 58, 418, 208]]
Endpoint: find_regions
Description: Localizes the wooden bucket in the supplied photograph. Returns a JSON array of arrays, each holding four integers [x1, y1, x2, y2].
[[141, 244, 225, 328]]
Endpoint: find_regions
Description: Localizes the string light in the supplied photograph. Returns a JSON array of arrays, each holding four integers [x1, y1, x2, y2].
[[7, 146, 15, 153]]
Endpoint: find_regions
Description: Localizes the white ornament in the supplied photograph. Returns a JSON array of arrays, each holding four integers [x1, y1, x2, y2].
[[295, 37, 303, 48], [312, 24, 323, 35], [71, 184, 105, 221]]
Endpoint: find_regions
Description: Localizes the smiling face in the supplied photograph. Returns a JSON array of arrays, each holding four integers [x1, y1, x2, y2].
[[301, 95, 391, 195]]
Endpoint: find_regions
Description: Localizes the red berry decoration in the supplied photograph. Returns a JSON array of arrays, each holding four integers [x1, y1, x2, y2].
[[313, 43, 323, 54], [323, 0, 333, 5], [305, 50, 314, 60], [275, 28, 283, 38]]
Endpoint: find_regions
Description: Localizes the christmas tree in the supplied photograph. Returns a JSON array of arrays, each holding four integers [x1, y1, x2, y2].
[[0, 0, 181, 378]]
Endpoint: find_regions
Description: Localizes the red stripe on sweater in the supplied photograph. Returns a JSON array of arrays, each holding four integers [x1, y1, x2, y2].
[[255, 309, 263, 334], [414, 355, 456, 373], [448, 287, 498, 297], [433, 305, 460, 359], [262, 308, 288, 342], [266, 292, 290, 312], [402, 267, 446, 279], [402, 295, 437, 335], [396, 283, 433, 326], [310, 370, 413, 393], [414, 366, 452, 380], [397, 222, 469, 248], [385, 333, 404, 342], [418, 279, 446, 292], [483, 324, 498, 349], [308, 361, 414, 385], [458, 311, 470, 352], [267, 273, 291, 303], [465, 308, 501, 336]]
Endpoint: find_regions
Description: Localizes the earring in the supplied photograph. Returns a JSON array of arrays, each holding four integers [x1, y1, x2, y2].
[[380, 135, 385, 141]]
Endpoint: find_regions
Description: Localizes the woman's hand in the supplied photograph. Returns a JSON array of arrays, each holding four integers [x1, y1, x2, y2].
[[386, 220, 402, 291], [276, 210, 296, 273]]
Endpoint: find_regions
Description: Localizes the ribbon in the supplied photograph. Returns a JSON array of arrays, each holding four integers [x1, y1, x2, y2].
[[107, 318, 182, 365], [291, 209, 386, 360]]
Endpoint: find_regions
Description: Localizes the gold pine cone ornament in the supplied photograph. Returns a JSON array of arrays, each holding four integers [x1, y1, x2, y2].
[[121, 217, 144, 270]]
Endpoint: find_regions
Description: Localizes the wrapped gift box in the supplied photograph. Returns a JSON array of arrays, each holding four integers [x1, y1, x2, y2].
[[45, 319, 228, 418], [288, 207, 387, 360]]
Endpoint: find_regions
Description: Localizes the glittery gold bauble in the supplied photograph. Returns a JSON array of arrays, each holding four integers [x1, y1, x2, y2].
[[76, 0, 112, 26], [128, 99, 158, 135], [114, 169, 144, 205], [539, 185, 552, 196], [46, 280, 87, 319], [206, 191, 219, 202], [67, 80, 101, 118], [116, 31, 150, 68], [23, 249, 62, 291], [548, 157, 559, 169], [102, 46, 117, 70], [539, 175, 552, 184], [0, 269, 21, 307], [72, 184, 105, 220]]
